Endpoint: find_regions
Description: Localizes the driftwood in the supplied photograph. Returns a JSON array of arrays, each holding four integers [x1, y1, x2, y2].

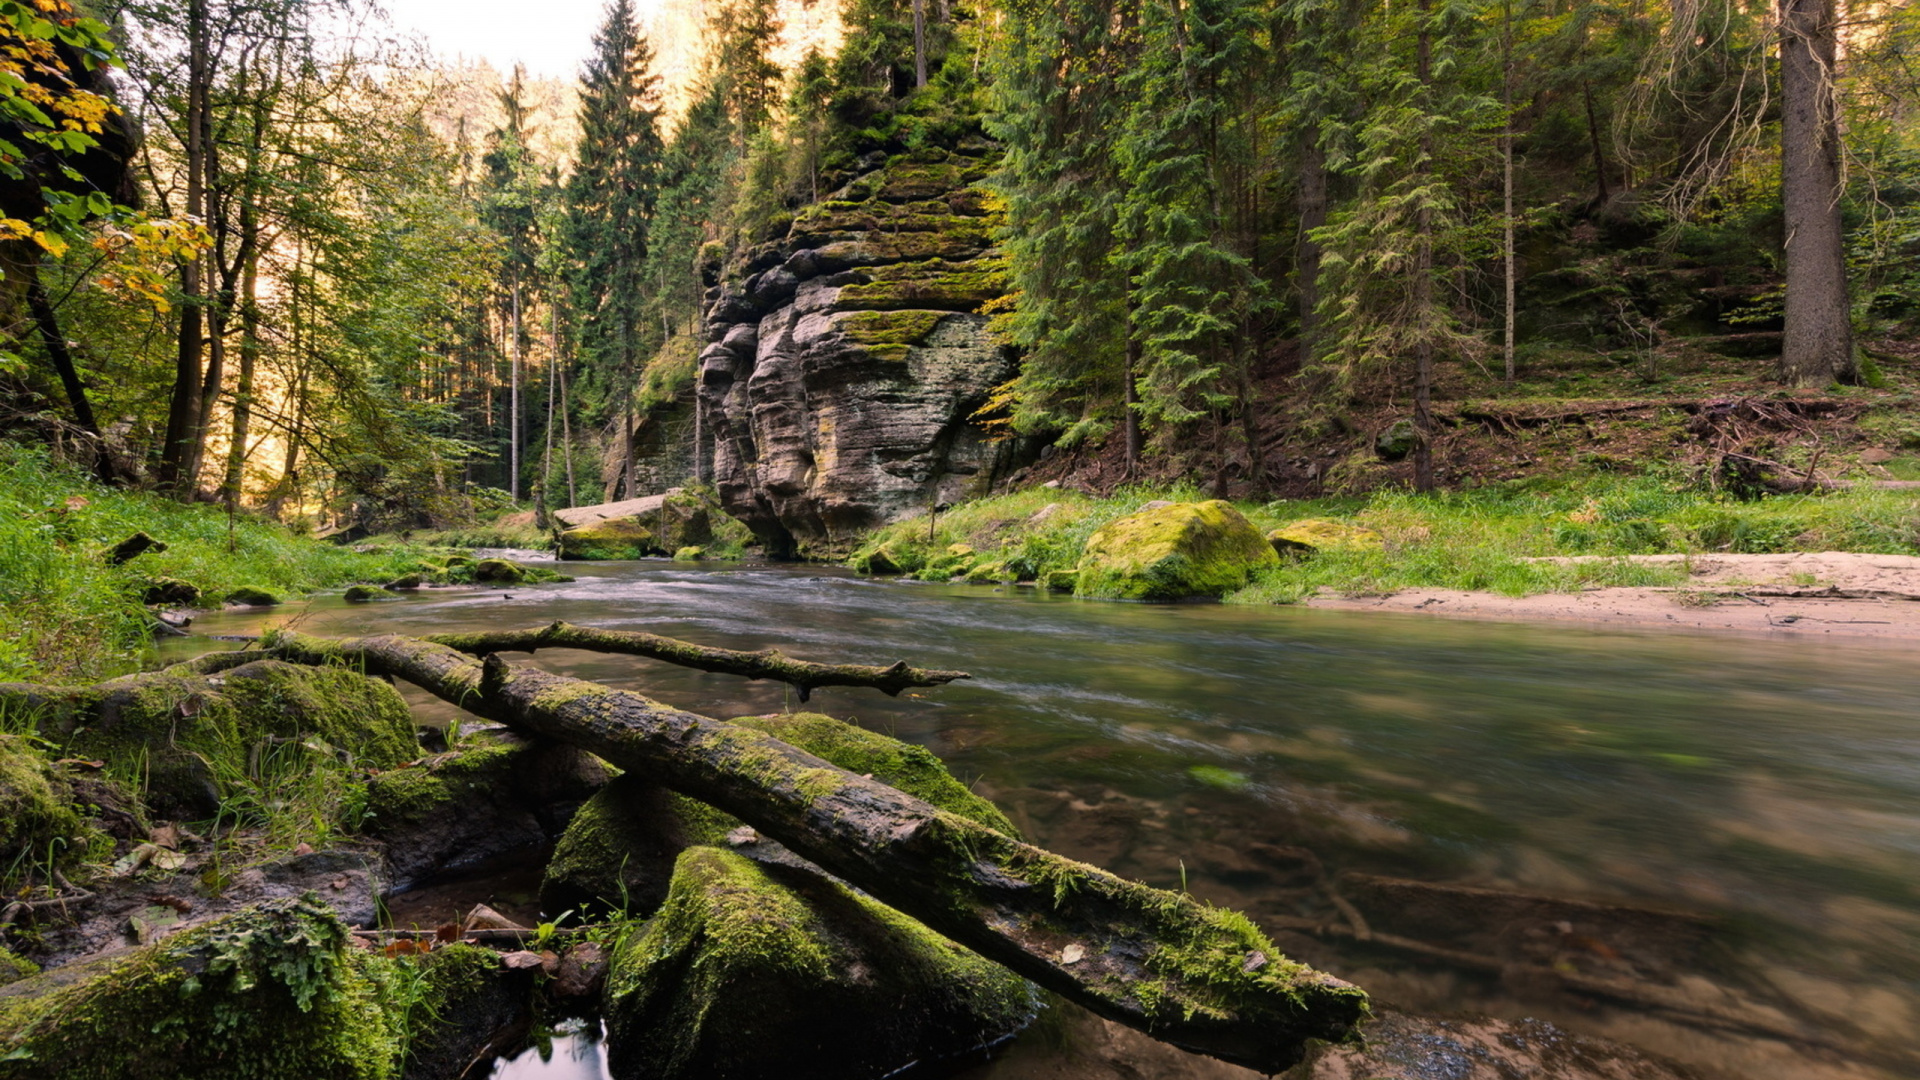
[[263, 629, 1367, 1071], [424, 620, 969, 702]]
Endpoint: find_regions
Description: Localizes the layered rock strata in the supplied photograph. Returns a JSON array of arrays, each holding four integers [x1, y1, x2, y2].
[[698, 143, 1024, 556]]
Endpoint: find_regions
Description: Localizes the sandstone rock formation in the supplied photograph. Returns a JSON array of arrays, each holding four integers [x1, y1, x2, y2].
[[697, 142, 1026, 557]]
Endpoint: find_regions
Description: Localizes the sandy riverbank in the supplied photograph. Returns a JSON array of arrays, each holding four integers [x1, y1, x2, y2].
[[1302, 552, 1920, 640]]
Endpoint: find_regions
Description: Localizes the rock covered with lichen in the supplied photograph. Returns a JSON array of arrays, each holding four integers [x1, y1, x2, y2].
[[602, 846, 1036, 1080], [1075, 500, 1280, 600], [698, 141, 1027, 557]]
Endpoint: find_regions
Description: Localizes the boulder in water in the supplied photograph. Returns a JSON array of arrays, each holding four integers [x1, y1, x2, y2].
[[558, 518, 656, 561]]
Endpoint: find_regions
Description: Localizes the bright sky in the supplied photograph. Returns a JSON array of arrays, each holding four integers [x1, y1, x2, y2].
[[379, 0, 632, 80]]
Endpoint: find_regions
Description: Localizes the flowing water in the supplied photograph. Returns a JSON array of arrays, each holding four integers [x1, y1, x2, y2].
[[163, 562, 1920, 1079]]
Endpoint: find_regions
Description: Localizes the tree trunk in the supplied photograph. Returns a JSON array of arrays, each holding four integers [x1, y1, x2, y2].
[[1297, 139, 1328, 344], [543, 304, 557, 514], [1778, 0, 1856, 387], [1503, 0, 1517, 386], [560, 350, 578, 508], [912, 0, 929, 89], [510, 270, 523, 500], [25, 274, 100, 439], [1123, 294, 1142, 472], [1582, 81, 1611, 206], [157, 0, 210, 494], [1412, 2, 1437, 493], [259, 630, 1369, 1072], [221, 244, 260, 510]]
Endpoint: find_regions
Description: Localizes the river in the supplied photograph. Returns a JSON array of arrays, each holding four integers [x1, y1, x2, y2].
[[163, 561, 1920, 1079]]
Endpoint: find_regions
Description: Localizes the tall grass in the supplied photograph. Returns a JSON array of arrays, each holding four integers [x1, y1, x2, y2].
[[0, 444, 430, 682], [848, 469, 1920, 602]]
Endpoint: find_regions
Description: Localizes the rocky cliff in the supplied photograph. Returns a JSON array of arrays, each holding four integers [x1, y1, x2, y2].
[[697, 141, 1026, 557]]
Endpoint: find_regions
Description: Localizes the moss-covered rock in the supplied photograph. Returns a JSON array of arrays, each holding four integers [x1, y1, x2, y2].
[[1043, 569, 1079, 592], [1268, 519, 1386, 555], [0, 735, 86, 869], [602, 847, 1035, 1080], [849, 538, 921, 575], [0, 895, 406, 1080], [1074, 500, 1279, 601], [672, 546, 704, 562], [401, 942, 535, 1080], [343, 585, 394, 603], [540, 712, 1015, 919], [223, 586, 280, 607], [472, 559, 524, 584], [41, 661, 417, 821], [382, 573, 424, 591], [558, 518, 655, 561]]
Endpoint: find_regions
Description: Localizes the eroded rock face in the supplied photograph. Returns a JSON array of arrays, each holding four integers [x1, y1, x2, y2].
[[698, 143, 1023, 556]]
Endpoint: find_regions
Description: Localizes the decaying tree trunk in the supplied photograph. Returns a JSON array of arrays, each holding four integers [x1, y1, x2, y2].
[[258, 628, 1368, 1072]]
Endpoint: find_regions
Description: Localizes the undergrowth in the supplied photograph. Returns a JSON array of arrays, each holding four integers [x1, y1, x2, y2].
[[848, 470, 1920, 602], [0, 444, 437, 682]]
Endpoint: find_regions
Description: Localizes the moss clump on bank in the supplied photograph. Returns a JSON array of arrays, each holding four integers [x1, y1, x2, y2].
[[0, 895, 407, 1080], [558, 518, 656, 560], [0, 735, 88, 871], [602, 846, 1035, 1080], [1074, 500, 1279, 601]]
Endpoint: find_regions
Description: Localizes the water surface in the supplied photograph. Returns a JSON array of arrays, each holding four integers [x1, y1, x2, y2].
[[165, 563, 1920, 1078]]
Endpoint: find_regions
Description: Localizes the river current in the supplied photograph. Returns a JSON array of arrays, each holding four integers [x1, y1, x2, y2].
[[163, 561, 1920, 1079]]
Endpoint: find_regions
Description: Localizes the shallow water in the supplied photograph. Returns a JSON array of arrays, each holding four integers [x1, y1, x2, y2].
[[163, 563, 1920, 1078]]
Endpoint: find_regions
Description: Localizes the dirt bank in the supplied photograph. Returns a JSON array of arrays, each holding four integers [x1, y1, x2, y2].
[[1304, 552, 1920, 641]]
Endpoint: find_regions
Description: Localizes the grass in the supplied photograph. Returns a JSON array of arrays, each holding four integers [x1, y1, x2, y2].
[[0, 443, 441, 683], [847, 469, 1920, 603]]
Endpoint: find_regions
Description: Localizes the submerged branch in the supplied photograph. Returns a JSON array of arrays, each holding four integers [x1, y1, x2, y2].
[[423, 620, 970, 701]]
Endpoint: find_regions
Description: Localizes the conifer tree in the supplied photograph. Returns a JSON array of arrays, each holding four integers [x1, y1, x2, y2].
[[482, 66, 543, 499], [564, 0, 666, 425]]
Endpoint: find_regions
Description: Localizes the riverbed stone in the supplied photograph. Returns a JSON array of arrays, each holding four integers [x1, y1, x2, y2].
[[1074, 500, 1279, 600], [224, 586, 280, 607], [1267, 519, 1386, 556], [601, 846, 1036, 1080]]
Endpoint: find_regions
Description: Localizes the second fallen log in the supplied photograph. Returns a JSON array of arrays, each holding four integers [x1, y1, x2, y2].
[[263, 630, 1368, 1073]]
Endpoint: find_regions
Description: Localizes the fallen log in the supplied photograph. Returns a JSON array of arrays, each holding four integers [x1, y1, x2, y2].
[[263, 629, 1367, 1072], [424, 620, 968, 702]]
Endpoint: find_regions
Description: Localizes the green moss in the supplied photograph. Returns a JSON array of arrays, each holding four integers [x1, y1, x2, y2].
[[837, 309, 947, 350], [224, 587, 281, 607], [1075, 500, 1280, 601], [0, 951, 34, 988], [472, 559, 523, 583], [558, 519, 656, 561], [835, 259, 1006, 313], [672, 546, 705, 561], [603, 847, 1034, 1079], [0, 735, 85, 871], [363, 741, 519, 829], [1267, 519, 1385, 555], [343, 585, 393, 603], [0, 895, 406, 1080]]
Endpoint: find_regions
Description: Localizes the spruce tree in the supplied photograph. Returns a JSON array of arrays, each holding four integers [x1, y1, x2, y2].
[[564, 0, 666, 421]]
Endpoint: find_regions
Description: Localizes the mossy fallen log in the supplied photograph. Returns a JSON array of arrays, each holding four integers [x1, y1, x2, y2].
[[423, 620, 970, 702], [263, 630, 1368, 1072]]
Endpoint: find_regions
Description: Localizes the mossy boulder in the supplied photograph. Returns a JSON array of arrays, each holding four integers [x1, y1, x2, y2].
[[1074, 500, 1279, 600], [472, 558, 524, 584], [1267, 519, 1386, 555], [672, 546, 704, 562], [602, 847, 1036, 1080], [1042, 569, 1079, 592], [558, 518, 656, 561], [541, 712, 1015, 919], [0, 736, 86, 870], [0, 895, 406, 1080], [964, 559, 1014, 584], [400, 942, 537, 1080], [1375, 418, 1419, 461], [343, 585, 393, 603], [35, 661, 417, 821], [382, 574, 424, 591], [140, 578, 200, 607], [850, 538, 921, 575], [0, 951, 34, 989], [223, 586, 280, 607]]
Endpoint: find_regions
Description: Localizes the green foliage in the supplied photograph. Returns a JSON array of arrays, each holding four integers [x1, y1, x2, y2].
[[0, 444, 432, 681]]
